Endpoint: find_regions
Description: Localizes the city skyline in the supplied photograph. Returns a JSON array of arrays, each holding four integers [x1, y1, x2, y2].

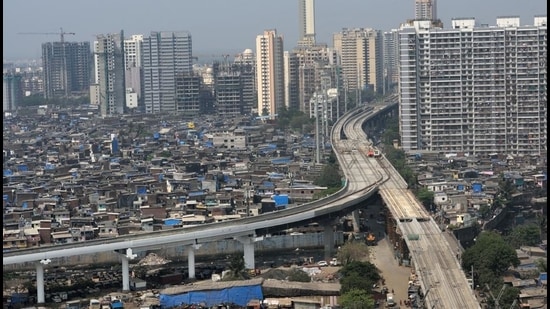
[[3, 0, 547, 61]]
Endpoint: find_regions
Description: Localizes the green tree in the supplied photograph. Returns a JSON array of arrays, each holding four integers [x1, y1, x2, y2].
[[226, 254, 246, 279], [461, 231, 520, 287], [339, 260, 381, 295], [314, 164, 342, 188], [535, 258, 547, 272], [505, 224, 541, 248], [497, 174, 516, 206], [289, 114, 313, 133], [336, 242, 371, 266], [478, 204, 491, 219], [340, 288, 376, 309], [416, 187, 434, 209]]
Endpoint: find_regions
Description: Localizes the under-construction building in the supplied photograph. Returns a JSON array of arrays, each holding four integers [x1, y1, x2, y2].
[[94, 32, 126, 116], [399, 16, 547, 157], [42, 41, 91, 99], [214, 63, 243, 116]]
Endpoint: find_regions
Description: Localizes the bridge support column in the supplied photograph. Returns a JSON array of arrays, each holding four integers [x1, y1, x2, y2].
[[187, 244, 201, 279], [36, 259, 50, 304], [121, 255, 130, 291], [116, 248, 137, 291], [351, 209, 361, 232], [324, 225, 335, 261], [236, 235, 263, 269]]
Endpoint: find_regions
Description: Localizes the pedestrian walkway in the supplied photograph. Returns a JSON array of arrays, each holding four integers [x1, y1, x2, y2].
[[370, 235, 413, 308]]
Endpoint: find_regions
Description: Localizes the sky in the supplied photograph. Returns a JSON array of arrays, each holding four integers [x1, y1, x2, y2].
[[3, 0, 547, 61]]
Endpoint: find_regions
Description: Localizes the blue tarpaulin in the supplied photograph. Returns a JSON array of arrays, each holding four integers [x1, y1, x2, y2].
[[271, 157, 291, 165], [272, 194, 289, 207], [136, 186, 147, 195], [159, 284, 263, 307], [472, 183, 482, 193]]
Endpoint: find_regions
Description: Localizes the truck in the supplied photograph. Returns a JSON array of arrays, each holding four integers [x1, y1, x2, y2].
[[386, 293, 396, 307]]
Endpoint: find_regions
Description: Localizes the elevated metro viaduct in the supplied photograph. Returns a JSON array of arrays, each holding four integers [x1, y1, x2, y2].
[[3, 101, 399, 305]]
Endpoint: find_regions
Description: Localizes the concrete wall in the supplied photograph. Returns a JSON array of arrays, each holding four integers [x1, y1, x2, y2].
[[4, 232, 345, 271]]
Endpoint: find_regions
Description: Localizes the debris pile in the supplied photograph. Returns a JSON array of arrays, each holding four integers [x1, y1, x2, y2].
[[137, 253, 171, 266]]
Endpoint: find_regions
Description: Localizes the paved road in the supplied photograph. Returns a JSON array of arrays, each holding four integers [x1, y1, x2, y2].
[[371, 236, 412, 308]]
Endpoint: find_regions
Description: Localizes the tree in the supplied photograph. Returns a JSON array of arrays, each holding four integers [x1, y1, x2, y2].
[[337, 242, 371, 266], [478, 204, 491, 219], [314, 164, 341, 188], [505, 224, 541, 248], [340, 288, 376, 309], [535, 258, 547, 272], [339, 260, 381, 295], [461, 231, 520, 287], [289, 114, 313, 133], [226, 254, 246, 280], [416, 187, 434, 209]]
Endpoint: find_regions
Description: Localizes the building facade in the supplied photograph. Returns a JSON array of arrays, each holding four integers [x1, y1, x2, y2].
[[298, 0, 316, 47], [94, 32, 126, 116], [142, 31, 193, 113], [234, 49, 257, 115], [415, 0, 437, 21], [383, 29, 400, 93], [256, 30, 284, 117], [398, 16, 547, 157], [124, 34, 144, 110], [333, 28, 384, 94], [214, 65, 243, 116], [42, 41, 91, 99], [3, 73, 23, 112]]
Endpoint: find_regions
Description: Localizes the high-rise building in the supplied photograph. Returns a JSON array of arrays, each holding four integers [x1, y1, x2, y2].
[[42, 41, 91, 99], [398, 16, 547, 156], [94, 31, 126, 116], [175, 74, 202, 117], [383, 30, 400, 93], [285, 45, 338, 113], [3, 72, 23, 112], [298, 0, 316, 47], [333, 28, 384, 94], [415, 0, 437, 21], [124, 34, 144, 110], [234, 49, 257, 115], [256, 29, 284, 117], [124, 34, 143, 69], [142, 31, 193, 113], [214, 64, 242, 116]]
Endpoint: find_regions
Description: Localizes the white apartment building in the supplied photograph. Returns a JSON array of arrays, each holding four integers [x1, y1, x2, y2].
[[124, 34, 144, 109], [298, 0, 316, 47], [256, 29, 284, 118], [398, 16, 547, 157], [124, 34, 143, 69], [333, 28, 384, 94]]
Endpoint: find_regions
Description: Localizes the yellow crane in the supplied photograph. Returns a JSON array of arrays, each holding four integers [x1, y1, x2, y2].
[[17, 27, 75, 43]]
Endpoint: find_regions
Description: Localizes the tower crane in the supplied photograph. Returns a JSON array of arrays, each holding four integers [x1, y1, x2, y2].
[[17, 27, 76, 43]]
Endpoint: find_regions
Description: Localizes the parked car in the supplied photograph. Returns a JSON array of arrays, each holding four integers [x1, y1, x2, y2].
[[317, 260, 328, 267]]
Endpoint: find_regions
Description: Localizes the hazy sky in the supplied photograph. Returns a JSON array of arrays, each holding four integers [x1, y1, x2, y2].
[[3, 0, 547, 60]]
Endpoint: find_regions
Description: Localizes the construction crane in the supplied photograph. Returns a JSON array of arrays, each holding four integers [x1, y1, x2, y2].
[[17, 27, 75, 43]]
